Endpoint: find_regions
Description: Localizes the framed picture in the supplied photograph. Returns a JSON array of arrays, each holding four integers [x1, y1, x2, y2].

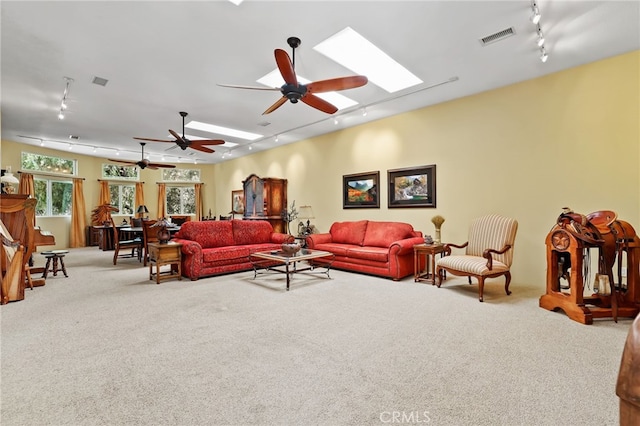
[[343, 171, 380, 209], [387, 164, 436, 208], [231, 189, 244, 214]]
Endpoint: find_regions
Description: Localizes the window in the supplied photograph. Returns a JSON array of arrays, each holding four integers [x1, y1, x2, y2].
[[34, 177, 73, 216], [166, 186, 195, 215], [109, 183, 136, 216], [22, 152, 76, 175], [162, 168, 200, 182], [102, 164, 139, 180]]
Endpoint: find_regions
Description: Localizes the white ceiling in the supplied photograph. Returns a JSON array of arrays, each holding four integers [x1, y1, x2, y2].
[[2, 1, 639, 166]]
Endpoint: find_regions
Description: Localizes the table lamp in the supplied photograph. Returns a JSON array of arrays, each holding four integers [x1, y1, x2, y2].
[[151, 218, 171, 244], [137, 205, 149, 219], [297, 205, 315, 236]]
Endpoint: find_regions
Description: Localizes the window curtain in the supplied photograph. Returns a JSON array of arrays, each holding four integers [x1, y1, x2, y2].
[[70, 178, 87, 247], [156, 183, 166, 220], [99, 180, 110, 205], [18, 173, 35, 197], [194, 183, 203, 221], [135, 182, 145, 214]]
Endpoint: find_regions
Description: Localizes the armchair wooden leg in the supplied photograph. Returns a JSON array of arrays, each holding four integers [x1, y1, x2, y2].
[[435, 266, 443, 288], [504, 272, 512, 296], [478, 277, 485, 302]]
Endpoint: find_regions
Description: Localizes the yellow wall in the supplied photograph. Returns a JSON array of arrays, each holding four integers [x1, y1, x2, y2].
[[2, 50, 639, 288]]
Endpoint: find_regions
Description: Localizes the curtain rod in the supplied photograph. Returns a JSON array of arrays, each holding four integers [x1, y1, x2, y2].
[[18, 170, 84, 180], [98, 179, 145, 183], [155, 182, 203, 185]]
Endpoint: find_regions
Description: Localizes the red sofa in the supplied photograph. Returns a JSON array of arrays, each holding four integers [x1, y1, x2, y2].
[[172, 220, 293, 280], [306, 220, 425, 280]]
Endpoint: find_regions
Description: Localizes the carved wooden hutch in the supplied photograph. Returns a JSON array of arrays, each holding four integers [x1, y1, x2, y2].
[[242, 174, 287, 233]]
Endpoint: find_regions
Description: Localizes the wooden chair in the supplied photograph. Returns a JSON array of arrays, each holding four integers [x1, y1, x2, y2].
[[110, 218, 142, 265], [141, 219, 159, 266], [435, 214, 518, 302]]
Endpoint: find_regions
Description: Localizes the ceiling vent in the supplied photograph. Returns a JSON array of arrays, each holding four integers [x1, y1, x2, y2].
[[92, 76, 109, 86], [479, 27, 516, 46], [257, 121, 271, 127]]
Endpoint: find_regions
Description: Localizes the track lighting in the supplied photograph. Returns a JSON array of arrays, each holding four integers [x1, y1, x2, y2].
[[57, 77, 74, 120], [248, 144, 253, 150], [274, 135, 279, 142], [362, 107, 367, 116], [530, 3, 541, 24], [536, 25, 545, 47], [530, 1, 548, 63], [540, 48, 548, 63]]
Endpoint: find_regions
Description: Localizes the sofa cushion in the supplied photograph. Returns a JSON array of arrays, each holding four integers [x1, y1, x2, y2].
[[203, 246, 251, 263], [175, 221, 234, 248], [346, 246, 389, 262], [362, 221, 415, 248], [330, 220, 368, 246], [232, 219, 274, 245]]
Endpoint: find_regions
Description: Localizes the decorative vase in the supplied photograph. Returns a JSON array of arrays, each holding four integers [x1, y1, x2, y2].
[[435, 227, 441, 244]]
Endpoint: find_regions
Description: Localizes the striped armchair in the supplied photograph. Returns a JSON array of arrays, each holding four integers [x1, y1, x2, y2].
[[435, 214, 518, 302]]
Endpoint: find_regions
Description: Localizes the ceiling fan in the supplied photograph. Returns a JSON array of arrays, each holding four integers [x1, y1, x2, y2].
[[108, 142, 176, 170], [218, 36, 368, 115], [134, 111, 225, 153]]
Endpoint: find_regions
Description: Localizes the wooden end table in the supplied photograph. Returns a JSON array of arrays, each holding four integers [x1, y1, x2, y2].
[[413, 243, 445, 284], [148, 242, 183, 284]]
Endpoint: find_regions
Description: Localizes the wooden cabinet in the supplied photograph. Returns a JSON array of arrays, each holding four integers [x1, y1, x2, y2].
[[148, 242, 182, 284], [242, 174, 287, 233]]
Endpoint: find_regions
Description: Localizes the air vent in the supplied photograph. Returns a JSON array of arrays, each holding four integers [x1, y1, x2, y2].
[[479, 27, 516, 46], [257, 121, 271, 127], [92, 76, 109, 86]]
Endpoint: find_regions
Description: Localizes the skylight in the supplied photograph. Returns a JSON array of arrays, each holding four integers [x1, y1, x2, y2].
[[185, 121, 262, 141], [257, 70, 359, 110], [313, 27, 422, 93]]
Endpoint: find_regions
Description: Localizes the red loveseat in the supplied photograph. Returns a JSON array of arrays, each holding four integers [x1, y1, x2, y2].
[[172, 220, 293, 280], [306, 220, 425, 280]]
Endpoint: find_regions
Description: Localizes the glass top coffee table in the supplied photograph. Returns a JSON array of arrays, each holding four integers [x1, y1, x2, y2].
[[249, 248, 335, 291]]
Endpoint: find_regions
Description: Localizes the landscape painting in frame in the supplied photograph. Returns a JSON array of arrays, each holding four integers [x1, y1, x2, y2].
[[387, 164, 436, 208], [343, 171, 380, 209]]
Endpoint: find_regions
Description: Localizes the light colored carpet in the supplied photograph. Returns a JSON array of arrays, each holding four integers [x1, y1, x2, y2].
[[0, 247, 631, 426]]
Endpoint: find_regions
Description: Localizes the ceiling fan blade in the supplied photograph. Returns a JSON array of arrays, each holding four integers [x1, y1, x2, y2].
[[307, 76, 369, 93], [134, 137, 174, 143], [263, 96, 288, 115], [148, 163, 176, 168], [168, 129, 184, 142], [217, 83, 280, 91], [301, 93, 338, 114], [190, 145, 215, 154], [108, 159, 138, 165], [191, 139, 225, 146], [274, 49, 297, 86]]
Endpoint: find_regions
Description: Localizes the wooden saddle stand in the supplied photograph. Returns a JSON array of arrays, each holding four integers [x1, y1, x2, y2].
[[540, 208, 640, 324]]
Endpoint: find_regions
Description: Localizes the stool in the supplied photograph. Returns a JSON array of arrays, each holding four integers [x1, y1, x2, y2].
[[41, 250, 69, 278]]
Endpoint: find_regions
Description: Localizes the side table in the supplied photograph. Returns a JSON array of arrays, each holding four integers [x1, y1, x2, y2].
[[413, 243, 446, 284], [148, 242, 183, 284]]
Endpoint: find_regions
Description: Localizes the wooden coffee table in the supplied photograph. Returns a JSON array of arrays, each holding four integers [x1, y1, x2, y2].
[[249, 248, 335, 291]]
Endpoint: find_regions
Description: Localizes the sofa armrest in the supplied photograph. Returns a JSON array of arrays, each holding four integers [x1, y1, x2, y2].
[[307, 233, 332, 248], [173, 238, 202, 257], [270, 233, 295, 244], [389, 236, 427, 255]]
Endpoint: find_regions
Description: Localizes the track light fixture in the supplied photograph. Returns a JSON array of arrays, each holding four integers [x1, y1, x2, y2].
[[530, 1, 541, 24], [530, 1, 548, 63], [57, 77, 74, 120]]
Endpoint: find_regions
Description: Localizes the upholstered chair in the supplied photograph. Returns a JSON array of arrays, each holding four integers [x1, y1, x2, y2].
[[435, 214, 518, 302]]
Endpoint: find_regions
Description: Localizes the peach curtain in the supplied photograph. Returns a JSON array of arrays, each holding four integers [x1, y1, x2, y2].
[[135, 182, 144, 213], [99, 180, 110, 205], [18, 173, 35, 197], [194, 183, 203, 221], [156, 183, 166, 219], [70, 178, 87, 247]]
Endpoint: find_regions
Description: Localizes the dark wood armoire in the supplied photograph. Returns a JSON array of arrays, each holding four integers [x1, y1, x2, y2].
[[242, 174, 287, 233]]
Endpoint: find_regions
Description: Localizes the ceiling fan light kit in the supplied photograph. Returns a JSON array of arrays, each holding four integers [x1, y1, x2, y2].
[[108, 142, 176, 170]]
